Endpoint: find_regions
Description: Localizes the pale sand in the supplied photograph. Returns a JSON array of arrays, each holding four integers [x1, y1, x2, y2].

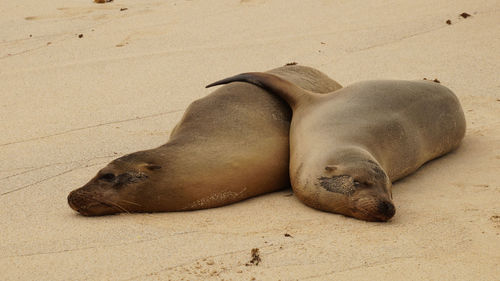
[[1, 0, 499, 280]]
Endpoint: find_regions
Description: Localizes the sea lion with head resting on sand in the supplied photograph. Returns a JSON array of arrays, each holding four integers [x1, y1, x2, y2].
[[206, 73, 466, 221], [67, 65, 342, 216]]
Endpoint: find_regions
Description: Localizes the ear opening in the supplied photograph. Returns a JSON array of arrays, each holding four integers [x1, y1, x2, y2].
[[324, 165, 338, 172], [140, 163, 162, 171]]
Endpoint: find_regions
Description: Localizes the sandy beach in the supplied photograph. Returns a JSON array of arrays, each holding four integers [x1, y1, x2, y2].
[[1, 0, 499, 280]]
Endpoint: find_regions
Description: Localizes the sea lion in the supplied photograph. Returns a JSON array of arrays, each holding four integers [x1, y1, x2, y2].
[[206, 74, 466, 221], [67, 65, 342, 216]]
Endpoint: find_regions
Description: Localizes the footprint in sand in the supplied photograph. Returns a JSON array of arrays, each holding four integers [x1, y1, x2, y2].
[[491, 215, 500, 228]]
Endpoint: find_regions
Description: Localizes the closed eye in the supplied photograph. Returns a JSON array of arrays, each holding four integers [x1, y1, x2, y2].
[[353, 179, 373, 188], [100, 173, 116, 181]]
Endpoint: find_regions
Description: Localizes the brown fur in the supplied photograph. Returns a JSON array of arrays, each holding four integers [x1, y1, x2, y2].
[[67, 65, 342, 216], [207, 74, 466, 221]]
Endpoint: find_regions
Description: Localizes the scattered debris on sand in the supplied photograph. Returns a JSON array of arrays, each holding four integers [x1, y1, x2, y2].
[[245, 248, 261, 266], [460, 12, 471, 19], [423, 78, 440, 83]]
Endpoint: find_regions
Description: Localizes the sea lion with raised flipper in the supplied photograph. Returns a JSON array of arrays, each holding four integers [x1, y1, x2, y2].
[[206, 74, 466, 221], [67, 65, 342, 216]]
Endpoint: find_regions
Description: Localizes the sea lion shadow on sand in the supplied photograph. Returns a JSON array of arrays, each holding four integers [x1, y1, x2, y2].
[[67, 65, 342, 216]]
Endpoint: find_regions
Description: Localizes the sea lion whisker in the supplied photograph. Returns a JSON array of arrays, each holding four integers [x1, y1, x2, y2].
[[118, 199, 142, 207], [97, 198, 130, 214], [107, 201, 130, 214]]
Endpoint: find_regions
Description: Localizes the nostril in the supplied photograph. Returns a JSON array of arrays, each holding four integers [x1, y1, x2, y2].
[[378, 201, 396, 218]]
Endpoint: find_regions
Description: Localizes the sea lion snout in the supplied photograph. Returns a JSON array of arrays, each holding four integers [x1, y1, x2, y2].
[[67, 188, 121, 216], [67, 189, 97, 216], [377, 200, 396, 221], [67, 190, 81, 212], [348, 191, 395, 222]]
